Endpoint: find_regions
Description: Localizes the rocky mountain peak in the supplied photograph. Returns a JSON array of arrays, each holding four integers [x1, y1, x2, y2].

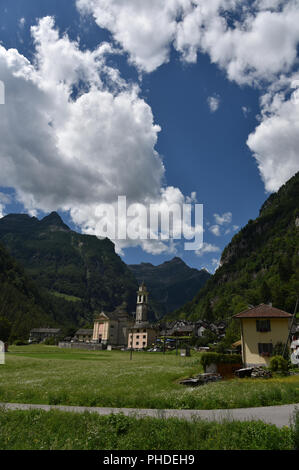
[[40, 212, 70, 231]]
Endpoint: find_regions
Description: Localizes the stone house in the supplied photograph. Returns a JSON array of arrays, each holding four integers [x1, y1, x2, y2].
[[74, 329, 93, 343], [29, 328, 61, 343]]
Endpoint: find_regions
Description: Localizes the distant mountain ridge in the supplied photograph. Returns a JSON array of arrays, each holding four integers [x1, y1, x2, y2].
[[173, 172, 299, 321], [0, 212, 212, 334], [3, 168, 296, 336], [0, 212, 138, 327], [129, 257, 211, 319]]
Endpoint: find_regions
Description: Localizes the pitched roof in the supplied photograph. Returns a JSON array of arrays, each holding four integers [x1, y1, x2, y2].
[[94, 302, 131, 322], [234, 304, 292, 319], [30, 328, 61, 334], [131, 322, 158, 330], [75, 329, 93, 335]]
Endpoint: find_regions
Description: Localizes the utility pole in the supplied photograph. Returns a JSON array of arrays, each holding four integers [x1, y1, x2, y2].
[[283, 297, 299, 359], [130, 311, 135, 361], [130, 326, 133, 361]]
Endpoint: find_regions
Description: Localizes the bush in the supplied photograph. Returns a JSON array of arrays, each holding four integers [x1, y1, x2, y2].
[[273, 342, 289, 360], [269, 355, 289, 375], [13, 339, 27, 346], [44, 337, 58, 345], [200, 352, 242, 369], [292, 408, 299, 450], [0, 317, 12, 343]]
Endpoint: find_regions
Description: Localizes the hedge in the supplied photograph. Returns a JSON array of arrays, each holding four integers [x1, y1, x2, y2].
[[200, 352, 242, 368]]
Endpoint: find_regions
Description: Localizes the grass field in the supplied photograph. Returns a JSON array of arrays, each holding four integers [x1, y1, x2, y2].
[[0, 408, 296, 450], [0, 345, 299, 410]]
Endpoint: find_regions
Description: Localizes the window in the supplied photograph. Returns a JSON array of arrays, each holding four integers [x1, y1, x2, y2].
[[143, 342, 146, 346], [143, 335, 146, 339], [258, 343, 273, 356], [256, 319, 271, 332], [136, 341, 139, 345], [136, 335, 139, 339]]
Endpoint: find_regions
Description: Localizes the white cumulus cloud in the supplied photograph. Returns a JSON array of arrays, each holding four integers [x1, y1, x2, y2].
[[77, 0, 189, 73], [209, 224, 221, 236], [0, 16, 198, 254], [195, 242, 220, 256], [247, 75, 299, 192], [77, 0, 299, 85], [214, 212, 232, 225], [76, 0, 299, 192]]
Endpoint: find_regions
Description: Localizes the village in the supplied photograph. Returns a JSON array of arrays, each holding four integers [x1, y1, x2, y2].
[[27, 283, 299, 378], [2, 281, 299, 452]]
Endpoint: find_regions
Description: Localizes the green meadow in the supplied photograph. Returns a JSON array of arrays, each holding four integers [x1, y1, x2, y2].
[[0, 345, 299, 410]]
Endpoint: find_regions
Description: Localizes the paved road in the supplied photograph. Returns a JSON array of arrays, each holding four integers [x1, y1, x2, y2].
[[1, 402, 298, 428]]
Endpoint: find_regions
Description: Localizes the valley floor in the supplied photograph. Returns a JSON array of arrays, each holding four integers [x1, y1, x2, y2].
[[0, 345, 299, 410]]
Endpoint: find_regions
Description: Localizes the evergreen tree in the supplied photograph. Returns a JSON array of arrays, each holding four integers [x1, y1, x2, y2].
[[260, 281, 272, 304]]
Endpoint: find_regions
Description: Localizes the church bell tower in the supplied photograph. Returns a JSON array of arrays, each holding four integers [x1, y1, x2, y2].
[[135, 282, 149, 324]]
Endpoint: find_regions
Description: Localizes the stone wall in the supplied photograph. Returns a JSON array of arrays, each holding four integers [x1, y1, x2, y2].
[[58, 342, 105, 351]]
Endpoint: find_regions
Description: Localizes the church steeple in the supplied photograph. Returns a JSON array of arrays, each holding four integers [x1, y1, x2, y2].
[[135, 282, 149, 324]]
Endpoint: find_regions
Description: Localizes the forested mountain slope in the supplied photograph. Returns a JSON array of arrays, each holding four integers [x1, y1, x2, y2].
[[0, 243, 53, 341], [129, 257, 210, 319], [173, 172, 299, 320], [0, 212, 138, 326]]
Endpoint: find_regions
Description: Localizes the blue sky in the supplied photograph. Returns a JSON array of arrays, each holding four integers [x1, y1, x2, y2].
[[0, 0, 298, 272]]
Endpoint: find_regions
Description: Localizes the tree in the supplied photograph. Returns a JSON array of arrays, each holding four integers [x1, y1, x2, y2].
[[260, 281, 272, 304], [278, 258, 292, 282], [213, 319, 240, 353], [0, 317, 12, 343]]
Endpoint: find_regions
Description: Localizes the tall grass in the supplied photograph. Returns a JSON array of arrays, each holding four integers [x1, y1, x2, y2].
[[292, 407, 299, 450], [0, 408, 294, 450]]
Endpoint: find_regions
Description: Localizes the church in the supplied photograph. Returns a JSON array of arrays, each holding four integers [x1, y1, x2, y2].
[[91, 283, 158, 349], [127, 283, 158, 350], [92, 303, 134, 347]]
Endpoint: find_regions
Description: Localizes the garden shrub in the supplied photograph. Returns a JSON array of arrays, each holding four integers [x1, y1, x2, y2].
[[273, 342, 288, 358], [269, 355, 289, 375], [200, 352, 242, 369], [44, 337, 58, 346], [13, 339, 27, 346]]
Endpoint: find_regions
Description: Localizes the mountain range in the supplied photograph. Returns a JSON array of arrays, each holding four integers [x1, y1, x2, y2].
[[0, 213, 210, 339], [0, 212, 138, 332], [129, 258, 210, 320], [0, 171, 298, 340]]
